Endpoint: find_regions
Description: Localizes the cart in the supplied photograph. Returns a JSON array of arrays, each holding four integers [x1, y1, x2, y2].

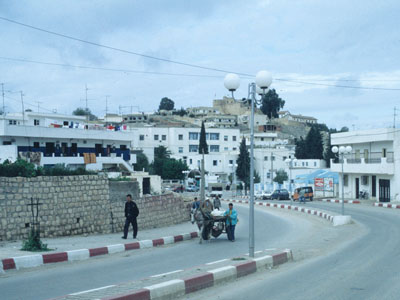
[[201, 214, 227, 241]]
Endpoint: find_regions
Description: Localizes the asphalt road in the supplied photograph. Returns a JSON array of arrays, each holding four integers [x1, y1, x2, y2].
[[0, 201, 352, 300], [187, 202, 400, 300]]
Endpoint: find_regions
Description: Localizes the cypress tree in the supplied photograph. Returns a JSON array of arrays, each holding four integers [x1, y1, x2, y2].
[[199, 121, 208, 154], [236, 137, 250, 193]]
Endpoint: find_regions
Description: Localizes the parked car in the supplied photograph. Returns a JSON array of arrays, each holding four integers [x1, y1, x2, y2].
[[173, 185, 185, 193], [292, 186, 314, 201], [256, 191, 273, 200], [270, 189, 290, 200], [186, 185, 199, 192]]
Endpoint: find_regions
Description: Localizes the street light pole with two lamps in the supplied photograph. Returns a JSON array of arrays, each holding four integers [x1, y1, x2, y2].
[[224, 70, 272, 258], [331, 145, 352, 215]]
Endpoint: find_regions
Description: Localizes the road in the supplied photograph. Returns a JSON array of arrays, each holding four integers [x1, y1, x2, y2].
[[0, 201, 357, 300], [188, 202, 400, 300]]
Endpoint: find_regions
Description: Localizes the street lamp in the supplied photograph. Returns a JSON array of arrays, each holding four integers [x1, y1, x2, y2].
[[332, 145, 352, 215], [285, 157, 297, 205], [224, 70, 273, 258]]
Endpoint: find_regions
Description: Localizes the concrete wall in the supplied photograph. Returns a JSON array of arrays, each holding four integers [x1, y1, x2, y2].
[[0, 175, 190, 241]]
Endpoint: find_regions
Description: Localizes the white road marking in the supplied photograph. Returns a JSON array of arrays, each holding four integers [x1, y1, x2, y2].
[[255, 250, 263, 254], [70, 285, 115, 295], [150, 269, 183, 277], [206, 258, 229, 265]]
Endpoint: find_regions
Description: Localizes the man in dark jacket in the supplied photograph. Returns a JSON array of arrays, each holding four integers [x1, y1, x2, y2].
[[122, 194, 139, 239]]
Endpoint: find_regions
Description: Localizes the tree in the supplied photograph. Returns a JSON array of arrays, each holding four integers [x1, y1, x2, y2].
[[150, 146, 188, 179], [305, 126, 324, 159], [273, 169, 288, 186], [295, 137, 307, 159], [199, 121, 209, 155], [295, 126, 324, 159], [324, 133, 335, 168], [158, 97, 174, 111], [260, 89, 285, 119], [133, 152, 149, 172], [254, 171, 261, 184], [236, 137, 250, 193], [172, 107, 187, 117], [72, 107, 98, 121]]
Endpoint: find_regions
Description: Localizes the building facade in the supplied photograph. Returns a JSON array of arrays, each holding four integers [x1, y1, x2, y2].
[[331, 128, 398, 202]]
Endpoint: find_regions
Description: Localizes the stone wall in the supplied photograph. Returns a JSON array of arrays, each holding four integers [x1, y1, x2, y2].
[[0, 175, 190, 241]]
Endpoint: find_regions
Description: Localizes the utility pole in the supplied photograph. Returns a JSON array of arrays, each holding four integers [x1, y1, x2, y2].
[[105, 95, 110, 125], [35, 101, 42, 113], [20, 91, 25, 124], [270, 151, 274, 188], [1, 83, 5, 117], [85, 84, 89, 124]]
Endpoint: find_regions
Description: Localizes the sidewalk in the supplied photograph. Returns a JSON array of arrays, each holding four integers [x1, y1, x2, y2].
[[0, 221, 198, 272]]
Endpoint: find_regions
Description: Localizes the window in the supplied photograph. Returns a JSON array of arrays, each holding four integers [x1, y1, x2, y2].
[[224, 135, 228, 141], [267, 172, 271, 179], [272, 156, 275, 161], [63, 121, 68, 126], [189, 159, 193, 164], [210, 145, 219, 152], [306, 162, 308, 166], [139, 135, 144, 141], [154, 135, 159, 140], [362, 176, 369, 185], [8, 120, 17, 125], [264, 156, 268, 161], [224, 147, 228, 151], [344, 175, 349, 187], [229, 160, 233, 165], [33, 142, 40, 148], [382, 148, 387, 158], [213, 160, 218, 166], [314, 162, 317, 167], [34, 119, 40, 126], [162, 135, 166, 141], [233, 147, 237, 151], [261, 138, 264, 141], [283, 156, 287, 161], [179, 147, 183, 153], [178, 134, 183, 140], [189, 132, 199, 140], [233, 136, 237, 141], [189, 145, 198, 152], [210, 133, 219, 140]]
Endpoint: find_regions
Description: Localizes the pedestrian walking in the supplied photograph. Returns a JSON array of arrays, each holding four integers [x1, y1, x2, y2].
[[224, 203, 237, 242], [213, 195, 221, 210], [122, 194, 139, 239], [191, 197, 200, 224]]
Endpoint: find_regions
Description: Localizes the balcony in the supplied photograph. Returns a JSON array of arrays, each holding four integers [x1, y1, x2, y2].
[[331, 152, 394, 175]]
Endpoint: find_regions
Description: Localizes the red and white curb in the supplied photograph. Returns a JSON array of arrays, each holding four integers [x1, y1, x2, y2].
[[374, 202, 400, 209], [0, 232, 198, 273], [319, 198, 360, 204], [224, 199, 351, 227], [85, 250, 292, 300]]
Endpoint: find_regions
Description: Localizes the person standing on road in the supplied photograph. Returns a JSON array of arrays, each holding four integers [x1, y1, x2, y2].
[[122, 194, 139, 239], [299, 188, 306, 204], [224, 203, 237, 242], [213, 195, 221, 210]]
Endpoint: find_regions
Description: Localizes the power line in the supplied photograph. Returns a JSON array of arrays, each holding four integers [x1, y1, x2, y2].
[[0, 56, 226, 79], [2, 17, 400, 91]]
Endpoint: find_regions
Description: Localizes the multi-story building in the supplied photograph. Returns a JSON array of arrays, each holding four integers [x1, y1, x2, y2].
[[330, 128, 398, 202], [131, 125, 241, 181], [0, 112, 136, 172]]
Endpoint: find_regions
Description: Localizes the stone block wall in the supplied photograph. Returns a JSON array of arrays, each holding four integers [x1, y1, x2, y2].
[[0, 175, 190, 241]]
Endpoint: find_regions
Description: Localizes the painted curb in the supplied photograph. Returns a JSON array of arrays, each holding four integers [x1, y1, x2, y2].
[[319, 198, 361, 204], [99, 249, 292, 300], [1, 232, 199, 272], [225, 199, 352, 226], [373, 202, 400, 209]]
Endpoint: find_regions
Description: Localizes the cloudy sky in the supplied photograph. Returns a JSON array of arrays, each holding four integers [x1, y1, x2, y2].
[[0, 0, 399, 130]]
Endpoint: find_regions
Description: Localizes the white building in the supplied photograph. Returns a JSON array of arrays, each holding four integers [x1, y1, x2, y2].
[[132, 125, 241, 181], [331, 128, 398, 202], [0, 112, 136, 172]]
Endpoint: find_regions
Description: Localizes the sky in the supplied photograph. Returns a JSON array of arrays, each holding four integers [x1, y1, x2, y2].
[[0, 0, 399, 130]]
